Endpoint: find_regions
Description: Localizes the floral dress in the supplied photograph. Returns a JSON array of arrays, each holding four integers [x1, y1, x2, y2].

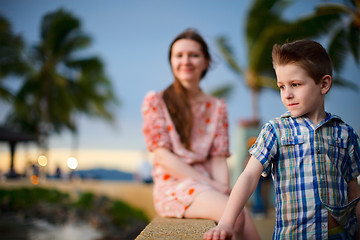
[[141, 91, 230, 218]]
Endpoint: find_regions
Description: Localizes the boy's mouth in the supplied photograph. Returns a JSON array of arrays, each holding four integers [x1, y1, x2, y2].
[[288, 103, 298, 107]]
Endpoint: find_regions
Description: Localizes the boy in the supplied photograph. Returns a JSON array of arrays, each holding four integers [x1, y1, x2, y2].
[[203, 39, 360, 240]]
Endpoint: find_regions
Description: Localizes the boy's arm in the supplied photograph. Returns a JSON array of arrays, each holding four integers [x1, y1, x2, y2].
[[203, 156, 263, 240]]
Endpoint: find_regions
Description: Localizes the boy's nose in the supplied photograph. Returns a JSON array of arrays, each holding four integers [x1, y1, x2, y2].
[[284, 89, 294, 99]]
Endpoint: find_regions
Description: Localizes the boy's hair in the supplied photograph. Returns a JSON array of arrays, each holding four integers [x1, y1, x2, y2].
[[272, 39, 333, 84]]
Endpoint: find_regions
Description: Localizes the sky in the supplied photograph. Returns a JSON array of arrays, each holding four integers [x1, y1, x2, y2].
[[1, 0, 359, 172]]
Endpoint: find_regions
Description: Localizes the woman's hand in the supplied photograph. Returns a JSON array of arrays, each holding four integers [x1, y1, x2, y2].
[[209, 180, 231, 195], [203, 224, 233, 240]]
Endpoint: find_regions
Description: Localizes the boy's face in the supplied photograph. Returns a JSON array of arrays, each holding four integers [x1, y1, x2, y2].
[[275, 63, 328, 122]]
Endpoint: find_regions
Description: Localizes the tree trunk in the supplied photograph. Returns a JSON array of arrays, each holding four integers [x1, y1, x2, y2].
[[250, 88, 260, 121]]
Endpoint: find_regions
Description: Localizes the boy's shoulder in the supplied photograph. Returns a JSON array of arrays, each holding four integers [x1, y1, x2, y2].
[[265, 111, 357, 136], [270, 111, 345, 125], [321, 112, 356, 133], [263, 111, 344, 130], [263, 112, 297, 129]]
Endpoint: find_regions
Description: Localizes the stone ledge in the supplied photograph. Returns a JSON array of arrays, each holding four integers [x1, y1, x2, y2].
[[135, 217, 216, 240]]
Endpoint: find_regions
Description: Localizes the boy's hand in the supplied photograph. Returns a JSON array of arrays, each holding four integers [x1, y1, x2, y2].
[[203, 224, 233, 240]]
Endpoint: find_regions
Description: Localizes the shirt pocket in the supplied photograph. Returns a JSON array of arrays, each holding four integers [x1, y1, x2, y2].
[[327, 137, 347, 148], [279, 135, 304, 171], [325, 137, 348, 167], [280, 135, 304, 146], [317, 137, 349, 207]]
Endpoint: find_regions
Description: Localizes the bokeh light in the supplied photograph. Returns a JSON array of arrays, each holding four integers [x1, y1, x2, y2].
[[37, 155, 48, 167], [67, 157, 78, 170], [30, 175, 39, 185]]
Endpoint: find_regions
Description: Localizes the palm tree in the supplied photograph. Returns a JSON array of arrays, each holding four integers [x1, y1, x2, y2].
[[216, 0, 345, 121], [5, 8, 118, 151], [316, 0, 359, 84], [0, 14, 28, 102]]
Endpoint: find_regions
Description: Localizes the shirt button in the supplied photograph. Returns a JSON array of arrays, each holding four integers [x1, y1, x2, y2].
[[317, 150, 321, 154]]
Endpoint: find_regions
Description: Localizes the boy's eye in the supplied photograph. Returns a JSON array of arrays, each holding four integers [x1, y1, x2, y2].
[[292, 83, 299, 87], [278, 85, 285, 90]]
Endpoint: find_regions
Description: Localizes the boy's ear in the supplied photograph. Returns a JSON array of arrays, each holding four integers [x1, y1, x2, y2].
[[320, 75, 332, 95]]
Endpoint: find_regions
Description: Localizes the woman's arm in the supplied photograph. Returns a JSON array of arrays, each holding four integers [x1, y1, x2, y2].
[[210, 156, 231, 193], [154, 147, 226, 192], [207, 100, 231, 191], [204, 156, 263, 240]]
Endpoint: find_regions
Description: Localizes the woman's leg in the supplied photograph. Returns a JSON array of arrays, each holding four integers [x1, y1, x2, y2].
[[184, 190, 260, 240]]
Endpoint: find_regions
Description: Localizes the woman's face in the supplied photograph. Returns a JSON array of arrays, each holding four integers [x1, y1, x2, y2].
[[170, 39, 209, 90]]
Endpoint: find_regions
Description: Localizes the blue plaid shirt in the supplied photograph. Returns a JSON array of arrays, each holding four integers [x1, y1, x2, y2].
[[250, 112, 360, 239]]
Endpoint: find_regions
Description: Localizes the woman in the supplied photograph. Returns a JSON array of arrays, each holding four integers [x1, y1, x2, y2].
[[141, 29, 260, 239]]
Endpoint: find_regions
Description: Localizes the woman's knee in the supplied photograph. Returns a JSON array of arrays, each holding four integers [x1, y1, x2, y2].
[[184, 190, 228, 221]]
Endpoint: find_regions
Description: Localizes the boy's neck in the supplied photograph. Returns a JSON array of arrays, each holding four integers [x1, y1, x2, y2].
[[304, 110, 327, 126]]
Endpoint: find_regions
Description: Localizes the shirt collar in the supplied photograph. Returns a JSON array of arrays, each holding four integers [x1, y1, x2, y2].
[[280, 111, 343, 126]]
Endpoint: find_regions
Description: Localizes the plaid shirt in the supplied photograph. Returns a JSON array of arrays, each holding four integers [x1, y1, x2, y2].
[[250, 112, 360, 239]]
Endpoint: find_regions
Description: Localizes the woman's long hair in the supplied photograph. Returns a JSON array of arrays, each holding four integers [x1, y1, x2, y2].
[[163, 29, 211, 150]]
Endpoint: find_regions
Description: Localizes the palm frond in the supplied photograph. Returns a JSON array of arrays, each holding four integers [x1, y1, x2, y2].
[[216, 37, 243, 75], [316, 3, 353, 15], [332, 75, 359, 90], [40, 9, 90, 58], [250, 9, 342, 74], [209, 83, 235, 99], [328, 29, 348, 72], [0, 14, 29, 78], [60, 35, 91, 59], [246, 0, 291, 48], [0, 87, 14, 102], [348, 22, 360, 63], [288, 11, 342, 38], [316, 2, 359, 65], [7, 8, 118, 137]]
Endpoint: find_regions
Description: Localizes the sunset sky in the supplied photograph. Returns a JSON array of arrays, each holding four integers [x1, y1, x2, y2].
[[1, 0, 359, 174]]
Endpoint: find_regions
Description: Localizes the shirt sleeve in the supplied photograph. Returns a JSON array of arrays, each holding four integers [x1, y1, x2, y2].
[[209, 99, 231, 158], [249, 122, 278, 177], [345, 127, 360, 181], [141, 91, 171, 152]]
